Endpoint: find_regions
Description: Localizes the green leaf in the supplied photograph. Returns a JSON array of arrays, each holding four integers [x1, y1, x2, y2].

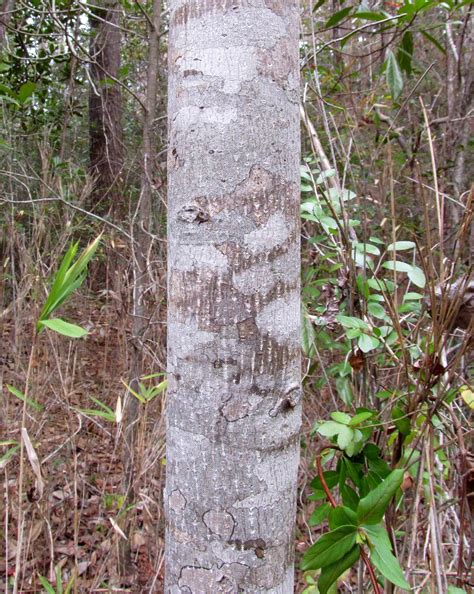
[[318, 545, 360, 594], [349, 411, 373, 426], [392, 406, 411, 436], [397, 31, 413, 75], [354, 10, 386, 20], [318, 421, 343, 438], [301, 526, 358, 570], [38, 236, 101, 329], [337, 425, 355, 450], [38, 319, 88, 338], [367, 302, 386, 319], [367, 525, 410, 589], [420, 29, 446, 54], [407, 265, 426, 288], [7, 384, 43, 411], [336, 315, 368, 330], [341, 483, 359, 510], [353, 242, 381, 256], [386, 241, 416, 251], [77, 408, 115, 421], [335, 377, 354, 406], [18, 81, 36, 104], [331, 411, 351, 424], [358, 333, 380, 353], [446, 587, 467, 594], [404, 292, 423, 300], [0, 444, 20, 469], [385, 50, 403, 100], [38, 575, 56, 594], [382, 260, 412, 273], [325, 6, 353, 27], [310, 502, 331, 526], [328, 506, 357, 529], [357, 469, 404, 525], [311, 470, 340, 491]]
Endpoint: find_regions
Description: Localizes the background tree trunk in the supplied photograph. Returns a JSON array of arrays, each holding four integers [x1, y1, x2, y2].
[[0, 0, 14, 48], [88, 0, 124, 214], [165, 1, 301, 592]]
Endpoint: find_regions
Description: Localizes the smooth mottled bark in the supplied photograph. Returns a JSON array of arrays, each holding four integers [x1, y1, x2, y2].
[[88, 0, 123, 213], [165, 1, 301, 592]]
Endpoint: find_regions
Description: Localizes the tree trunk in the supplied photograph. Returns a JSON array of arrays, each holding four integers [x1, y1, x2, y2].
[[0, 0, 14, 48], [165, 1, 301, 592], [88, 0, 124, 214], [123, 0, 161, 522]]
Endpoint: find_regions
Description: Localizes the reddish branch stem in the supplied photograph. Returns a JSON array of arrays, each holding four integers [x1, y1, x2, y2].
[[316, 450, 383, 594]]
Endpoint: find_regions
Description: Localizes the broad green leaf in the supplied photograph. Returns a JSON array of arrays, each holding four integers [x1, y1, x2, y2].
[[382, 260, 412, 273], [367, 278, 396, 292], [341, 483, 359, 510], [357, 469, 404, 525], [325, 6, 353, 27], [301, 525, 358, 570], [387, 241, 416, 251], [365, 524, 408, 589], [310, 502, 331, 526], [404, 292, 423, 300], [331, 411, 351, 424], [336, 315, 368, 330], [460, 386, 474, 409], [385, 50, 403, 100], [349, 411, 373, 426], [316, 169, 336, 183], [337, 425, 354, 450], [39, 319, 88, 338], [369, 531, 410, 589], [368, 302, 386, 319], [397, 31, 413, 75], [353, 242, 381, 256], [18, 81, 36, 103], [320, 216, 338, 230], [318, 545, 360, 594], [354, 10, 386, 20], [311, 470, 340, 491], [363, 523, 392, 549], [392, 406, 411, 436], [407, 265, 426, 288], [340, 189, 356, 201], [328, 506, 357, 529], [318, 421, 343, 438], [7, 384, 43, 411], [358, 333, 380, 353], [335, 377, 354, 406]]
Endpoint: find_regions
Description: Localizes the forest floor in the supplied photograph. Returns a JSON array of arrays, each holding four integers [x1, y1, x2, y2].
[[0, 292, 328, 593]]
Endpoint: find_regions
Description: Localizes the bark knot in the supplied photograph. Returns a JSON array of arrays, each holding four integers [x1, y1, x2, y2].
[[177, 204, 210, 224], [269, 385, 301, 417]]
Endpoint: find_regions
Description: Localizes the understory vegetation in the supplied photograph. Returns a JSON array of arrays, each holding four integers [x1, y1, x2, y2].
[[0, 0, 472, 592]]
